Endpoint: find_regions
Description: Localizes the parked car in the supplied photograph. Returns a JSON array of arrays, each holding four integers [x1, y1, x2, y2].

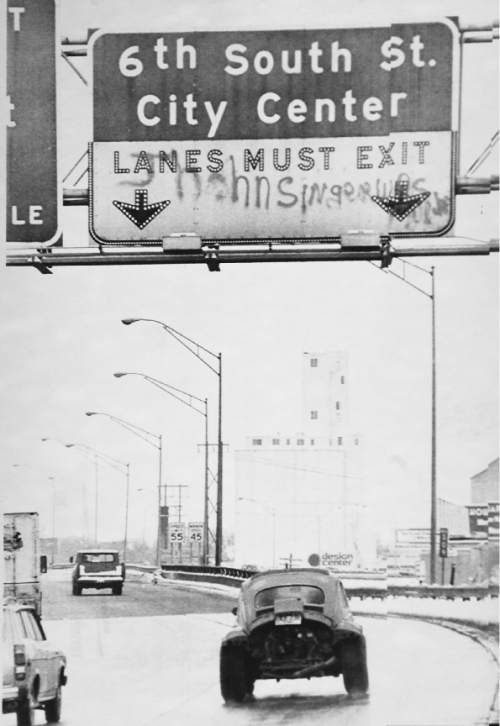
[[2, 600, 67, 726], [219, 568, 368, 702], [71, 549, 125, 595]]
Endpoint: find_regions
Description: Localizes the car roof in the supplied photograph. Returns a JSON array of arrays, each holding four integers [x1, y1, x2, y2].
[[76, 549, 119, 554], [242, 567, 338, 592]]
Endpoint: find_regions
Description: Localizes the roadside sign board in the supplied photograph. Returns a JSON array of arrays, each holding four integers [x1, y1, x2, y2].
[[396, 528, 439, 546], [6, 0, 60, 245], [439, 527, 448, 558], [169, 523, 185, 544], [89, 22, 459, 245], [188, 522, 203, 544]]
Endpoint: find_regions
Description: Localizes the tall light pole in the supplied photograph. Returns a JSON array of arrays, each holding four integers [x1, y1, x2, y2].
[[371, 260, 438, 583], [65, 442, 129, 556], [121, 317, 224, 565], [112, 371, 210, 565], [85, 411, 163, 566]]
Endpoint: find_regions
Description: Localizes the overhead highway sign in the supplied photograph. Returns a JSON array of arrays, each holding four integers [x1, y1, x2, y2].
[[90, 22, 459, 245], [6, 0, 60, 245]]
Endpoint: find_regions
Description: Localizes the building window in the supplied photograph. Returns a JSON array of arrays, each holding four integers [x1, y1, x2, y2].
[[310, 410, 318, 420], [286, 438, 291, 445], [272, 438, 280, 445], [341, 375, 345, 384], [354, 438, 359, 446], [337, 436, 343, 446], [310, 439, 315, 446], [252, 438, 262, 446], [336, 401, 341, 411], [297, 438, 304, 446], [310, 358, 318, 367]]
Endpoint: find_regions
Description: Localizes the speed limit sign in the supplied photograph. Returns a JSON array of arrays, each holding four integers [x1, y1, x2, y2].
[[188, 523, 203, 543], [169, 524, 185, 544]]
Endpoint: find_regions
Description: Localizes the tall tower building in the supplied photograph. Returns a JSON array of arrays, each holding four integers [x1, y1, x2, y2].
[[234, 351, 375, 570], [301, 351, 349, 435]]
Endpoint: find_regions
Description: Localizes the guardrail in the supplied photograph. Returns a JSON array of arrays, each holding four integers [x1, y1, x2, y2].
[[125, 564, 498, 601]]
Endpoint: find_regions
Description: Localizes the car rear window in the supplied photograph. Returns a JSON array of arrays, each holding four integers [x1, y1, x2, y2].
[[255, 585, 325, 609], [80, 553, 117, 563]]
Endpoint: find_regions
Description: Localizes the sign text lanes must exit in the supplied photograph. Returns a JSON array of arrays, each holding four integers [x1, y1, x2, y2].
[[90, 22, 459, 244]]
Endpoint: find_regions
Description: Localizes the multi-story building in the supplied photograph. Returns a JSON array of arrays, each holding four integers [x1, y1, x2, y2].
[[234, 352, 376, 569], [470, 458, 499, 505]]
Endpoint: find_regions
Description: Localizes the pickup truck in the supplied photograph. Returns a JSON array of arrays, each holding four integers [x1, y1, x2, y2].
[[2, 600, 67, 725]]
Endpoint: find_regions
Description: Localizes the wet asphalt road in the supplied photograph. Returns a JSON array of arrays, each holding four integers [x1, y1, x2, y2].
[[2, 569, 497, 726]]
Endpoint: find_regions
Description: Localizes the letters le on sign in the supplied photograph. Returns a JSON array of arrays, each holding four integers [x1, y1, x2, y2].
[[6, 0, 60, 245], [90, 22, 459, 245]]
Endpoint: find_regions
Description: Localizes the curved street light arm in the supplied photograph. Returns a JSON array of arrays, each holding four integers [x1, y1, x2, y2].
[[66, 442, 128, 471], [86, 410, 161, 449], [122, 318, 220, 376]]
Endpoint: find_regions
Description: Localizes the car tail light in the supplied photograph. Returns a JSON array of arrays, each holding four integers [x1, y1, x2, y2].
[[79, 564, 85, 576], [13, 645, 27, 680]]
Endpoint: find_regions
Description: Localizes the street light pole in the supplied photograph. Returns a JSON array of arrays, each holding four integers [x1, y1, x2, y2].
[[370, 259, 438, 583], [216, 353, 223, 565], [112, 372, 210, 565], [121, 318, 223, 564], [65, 443, 129, 551], [85, 411, 163, 566], [430, 267, 437, 585]]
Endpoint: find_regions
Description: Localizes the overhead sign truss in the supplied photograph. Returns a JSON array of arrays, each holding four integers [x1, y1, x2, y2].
[[89, 21, 460, 246]]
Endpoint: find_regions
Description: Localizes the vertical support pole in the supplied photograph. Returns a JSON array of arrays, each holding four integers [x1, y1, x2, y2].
[[94, 456, 99, 545], [430, 267, 437, 584], [215, 353, 223, 566], [156, 435, 163, 567], [203, 398, 209, 565], [123, 463, 130, 562]]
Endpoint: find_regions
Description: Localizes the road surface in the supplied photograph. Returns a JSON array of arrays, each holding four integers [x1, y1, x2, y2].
[[2, 569, 497, 726]]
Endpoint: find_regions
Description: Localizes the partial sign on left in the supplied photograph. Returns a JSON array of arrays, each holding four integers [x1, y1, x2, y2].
[[6, 0, 60, 245]]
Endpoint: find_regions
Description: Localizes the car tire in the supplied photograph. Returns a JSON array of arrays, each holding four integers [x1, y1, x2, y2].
[[72, 583, 81, 596], [341, 637, 369, 696], [45, 685, 62, 723], [16, 692, 34, 726], [220, 647, 248, 703]]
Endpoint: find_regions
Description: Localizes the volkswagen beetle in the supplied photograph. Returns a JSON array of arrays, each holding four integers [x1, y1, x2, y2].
[[219, 568, 368, 702]]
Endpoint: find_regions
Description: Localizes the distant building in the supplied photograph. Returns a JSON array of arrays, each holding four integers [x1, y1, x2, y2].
[[470, 458, 499, 505], [438, 498, 469, 537], [234, 352, 376, 569]]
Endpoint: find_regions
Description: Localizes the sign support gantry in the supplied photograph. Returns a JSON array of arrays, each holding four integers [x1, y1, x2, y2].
[[6, 237, 499, 276]]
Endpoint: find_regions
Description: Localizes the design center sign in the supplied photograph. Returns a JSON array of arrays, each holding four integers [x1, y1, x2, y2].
[[90, 22, 459, 245]]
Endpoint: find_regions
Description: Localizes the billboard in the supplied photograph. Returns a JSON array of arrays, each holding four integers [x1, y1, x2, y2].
[[90, 22, 459, 245]]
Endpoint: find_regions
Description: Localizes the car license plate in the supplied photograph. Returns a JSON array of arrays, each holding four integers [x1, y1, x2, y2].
[[275, 614, 302, 625]]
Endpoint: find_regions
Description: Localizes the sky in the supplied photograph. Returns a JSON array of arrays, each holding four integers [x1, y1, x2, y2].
[[1, 0, 498, 553]]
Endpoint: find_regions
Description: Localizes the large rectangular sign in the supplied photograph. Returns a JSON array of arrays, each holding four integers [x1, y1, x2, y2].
[[6, 0, 60, 245], [90, 22, 459, 245]]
